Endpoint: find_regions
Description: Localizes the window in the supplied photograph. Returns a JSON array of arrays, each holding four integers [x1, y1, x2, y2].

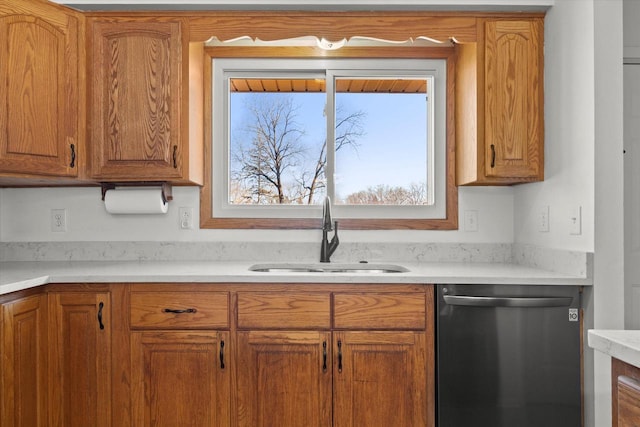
[[210, 57, 452, 228]]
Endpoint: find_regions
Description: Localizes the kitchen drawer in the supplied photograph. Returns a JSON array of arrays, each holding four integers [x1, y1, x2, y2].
[[333, 292, 426, 330], [237, 292, 331, 329], [130, 291, 229, 329]]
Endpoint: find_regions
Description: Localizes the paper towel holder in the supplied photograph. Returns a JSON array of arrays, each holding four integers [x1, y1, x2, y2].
[[101, 182, 173, 204]]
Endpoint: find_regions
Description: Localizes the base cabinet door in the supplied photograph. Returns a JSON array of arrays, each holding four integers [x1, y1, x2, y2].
[[131, 330, 230, 427], [613, 357, 640, 427], [236, 331, 332, 427], [48, 292, 111, 427], [619, 375, 640, 427], [1, 294, 48, 426], [333, 331, 428, 427]]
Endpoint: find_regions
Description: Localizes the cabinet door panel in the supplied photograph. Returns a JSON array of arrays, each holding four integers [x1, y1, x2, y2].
[[90, 20, 183, 180], [619, 375, 640, 427], [1, 294, 48, 427], [0, 0, 80, 177], [484, 19, 543, 179], [49, 292, 111, 427], [333, 331, 428, 427], [236, 331, 332, 427], [131, 330, 230, 427]]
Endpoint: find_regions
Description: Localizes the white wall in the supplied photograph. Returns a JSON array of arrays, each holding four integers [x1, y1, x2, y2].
[[513, 0, 595, 253], [512, 1, 624, 426], [0, 185, 514, 243]]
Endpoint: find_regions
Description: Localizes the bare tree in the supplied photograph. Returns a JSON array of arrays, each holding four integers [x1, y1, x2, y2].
[[232, 94, 365, 204], [303, 106, 366, 204], [344, 183, 428, 205], [232, 95, 306, 204]]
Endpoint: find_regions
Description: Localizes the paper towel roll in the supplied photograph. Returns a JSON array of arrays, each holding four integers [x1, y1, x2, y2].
[[104, 188, 169, 214]]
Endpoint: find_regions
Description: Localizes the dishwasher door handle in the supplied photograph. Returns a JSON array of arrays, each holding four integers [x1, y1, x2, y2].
[[443, 295, 573, 308]]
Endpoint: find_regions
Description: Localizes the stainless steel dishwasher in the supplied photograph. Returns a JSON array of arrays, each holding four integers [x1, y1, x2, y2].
[[436, 284, 582, 427]]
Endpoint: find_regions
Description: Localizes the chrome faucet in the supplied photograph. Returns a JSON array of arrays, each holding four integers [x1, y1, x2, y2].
[[320, 196, 339, 263]]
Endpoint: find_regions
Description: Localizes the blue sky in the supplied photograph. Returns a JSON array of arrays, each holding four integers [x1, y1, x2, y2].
[[230, 89, 427, 203]]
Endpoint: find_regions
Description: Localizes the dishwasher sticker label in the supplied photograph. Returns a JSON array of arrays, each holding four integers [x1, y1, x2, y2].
[[568, 308, 579, 322]]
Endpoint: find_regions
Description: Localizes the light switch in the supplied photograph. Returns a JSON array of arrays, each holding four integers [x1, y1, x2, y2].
[[570, 206, 582, 235]]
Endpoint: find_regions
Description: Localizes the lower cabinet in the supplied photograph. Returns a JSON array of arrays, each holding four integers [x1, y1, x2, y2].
[[1, 293, 48, 426], [236, 330, 333, 427], [234, 286, 433, 427], [333, 331, 428, 427], [48, 291, 111, 427], [613, 357, 640, 427], [129, 288, 231, 427], [131, 331, 230, 427], [0, 283, 434, 427]]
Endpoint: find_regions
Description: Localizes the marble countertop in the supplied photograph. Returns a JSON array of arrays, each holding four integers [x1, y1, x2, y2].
[[588, 330, 640, 368], [0, 259, 591, 296]]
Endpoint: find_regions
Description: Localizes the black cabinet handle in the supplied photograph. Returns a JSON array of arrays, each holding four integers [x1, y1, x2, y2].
[[97, 302, 105, 330], [173, 145, 178, 168], [219, 340, 225, 369], [162, 308, 197, 314], [322, 341, 327, 372], [70, 144, 76, 168], [337, 340, 342, 373], [490, 144, 496, 168]]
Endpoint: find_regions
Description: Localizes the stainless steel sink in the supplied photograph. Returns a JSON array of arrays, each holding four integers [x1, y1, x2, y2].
[[248, 262, 409, 274]]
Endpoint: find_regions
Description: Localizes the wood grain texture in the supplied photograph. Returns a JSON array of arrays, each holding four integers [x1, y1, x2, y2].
[[48, 292, 111, 427], [456, 18, 544, 185], [333, 331, 428, 427], [613, 358, 640, 427], [130, 291, 229, 329], [237, 292, 331, 330], [131, 330, 230, 427], [1, 294, 48, 427], [187, 12, 479, 44], [333, 292, 426, 330], [236, 330, 332, 427], [619, 375, 640, 427], [484, 19, 543, 180], [89, 19, 187, 182], [0, 0, 81, 178]]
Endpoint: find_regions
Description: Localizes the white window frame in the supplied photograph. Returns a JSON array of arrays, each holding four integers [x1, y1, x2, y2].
[[211, 57, 447, 220]]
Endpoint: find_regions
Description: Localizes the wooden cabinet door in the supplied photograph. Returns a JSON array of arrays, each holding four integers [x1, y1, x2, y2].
[[484, 19, 543, 180], [1, 293, 48, 426], [90, 20, 184, 181], [618, 375, 640, 427], [236, 331, 332, 427], [0, 0, 82, 177], [131, 330, 230, 427], [48, 292, 111, 427], [333, 331, 428, 427]]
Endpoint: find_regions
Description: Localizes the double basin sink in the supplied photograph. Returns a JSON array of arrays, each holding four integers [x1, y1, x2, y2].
[[249, 262, 409, 274]]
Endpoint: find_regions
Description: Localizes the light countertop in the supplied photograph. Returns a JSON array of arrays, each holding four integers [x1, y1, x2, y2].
[[0, 260, 591, 296], [588, 330, 640, 368]]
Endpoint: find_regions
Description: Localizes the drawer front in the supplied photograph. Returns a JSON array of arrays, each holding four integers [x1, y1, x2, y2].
[[130, 292, 229, 329], [237, 292, 331, 329], [333, 292, 426, 330]]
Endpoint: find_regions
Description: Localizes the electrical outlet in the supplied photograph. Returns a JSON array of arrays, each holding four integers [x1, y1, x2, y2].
[[464, 210, 479, 232], [179, 207, 194, 229], [51, 209, 67, 232], [538, 206, 549, 232]]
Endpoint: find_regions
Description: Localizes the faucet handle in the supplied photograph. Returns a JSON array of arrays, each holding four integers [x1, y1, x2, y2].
[[323, 196, 333, 231]]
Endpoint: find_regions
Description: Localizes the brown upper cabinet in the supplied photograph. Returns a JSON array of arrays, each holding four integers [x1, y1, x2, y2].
[[456, 18, 544, 185], [0, 0, 84, 183], [88, 17, 203, 184]]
